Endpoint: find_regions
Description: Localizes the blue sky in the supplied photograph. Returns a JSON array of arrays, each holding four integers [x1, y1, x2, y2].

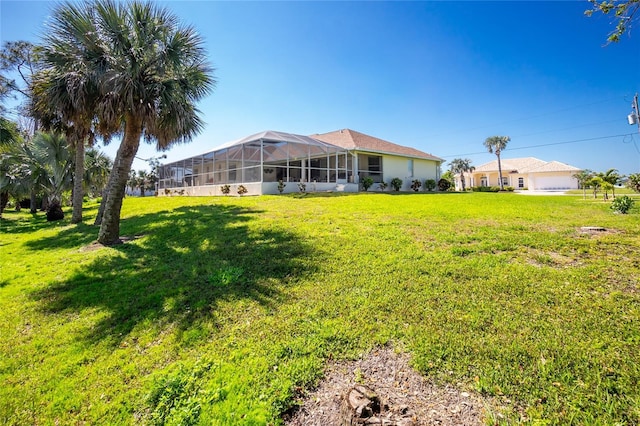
[[1, 1, 639, 174]]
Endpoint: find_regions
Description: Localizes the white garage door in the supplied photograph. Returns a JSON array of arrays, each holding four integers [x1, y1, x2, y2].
[[533, 176, 573, 190]]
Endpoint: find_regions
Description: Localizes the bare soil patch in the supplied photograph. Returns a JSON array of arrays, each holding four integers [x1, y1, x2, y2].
[[79, 235, 143, 252], [285, 347, 496, 425], [577, 226, 618, 236]]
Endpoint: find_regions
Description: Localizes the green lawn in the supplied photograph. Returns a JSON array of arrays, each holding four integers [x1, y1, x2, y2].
[[1, 193, 638, 425]]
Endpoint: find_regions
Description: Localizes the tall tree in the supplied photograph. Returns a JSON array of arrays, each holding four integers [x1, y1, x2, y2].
[[33, 2, 110, 225], [41, 0, 215, 245], [449, 158, 475, 191], [0, 116, 23, 217], [0, 41, 41, 132], [585, 0, 640, 43], [483, 136, 510, 191], [1, 41, 43, 213]]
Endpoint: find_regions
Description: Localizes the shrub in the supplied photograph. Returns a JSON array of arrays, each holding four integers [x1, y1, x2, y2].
[[277, 180, 286, 193], [378, 181, 388, 191], [46, 201, 64, 221], [410, 179, 422, 192], [298, 182, 306, 193], [425, 179, 437, 191], [627, 173, 640, 193], [390, 178, 403, 192], [221, 184, 230, 195], [437, 178, 451, 192], [361, 176, 374, 191], [472, 186, 501, 192], [237, 185, 248, 196], [611, 195, 635, 214]]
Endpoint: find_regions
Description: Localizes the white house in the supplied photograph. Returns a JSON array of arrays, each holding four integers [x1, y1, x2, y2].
[[458, 157, 582, 191], [157, 129, 444, 195]]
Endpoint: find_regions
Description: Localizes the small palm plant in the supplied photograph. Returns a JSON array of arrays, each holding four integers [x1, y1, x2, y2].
[[390, 178, 403, 192]]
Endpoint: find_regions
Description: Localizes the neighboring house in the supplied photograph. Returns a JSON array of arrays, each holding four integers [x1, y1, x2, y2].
[[458, 157, 581, 191], [158, 129, 444, 195]]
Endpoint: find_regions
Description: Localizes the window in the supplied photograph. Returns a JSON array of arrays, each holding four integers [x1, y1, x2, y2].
[[518, 177, 524, 188], [408, 159, 414, 177], [357, 154, 383, 182], [502, 177, 509, 186]]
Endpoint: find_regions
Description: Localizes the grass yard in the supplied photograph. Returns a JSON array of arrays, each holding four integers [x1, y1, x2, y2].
[[1, 192, 639, 425]]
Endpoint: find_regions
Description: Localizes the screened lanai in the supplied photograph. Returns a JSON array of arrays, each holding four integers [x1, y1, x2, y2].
[[158, 130, 357, 195]]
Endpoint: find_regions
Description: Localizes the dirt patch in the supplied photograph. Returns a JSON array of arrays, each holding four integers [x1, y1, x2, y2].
[[284, 347, 497, 425], [79, 235, 143, 252], [577, 226, 618, 236], [520, 248, 581, 269]]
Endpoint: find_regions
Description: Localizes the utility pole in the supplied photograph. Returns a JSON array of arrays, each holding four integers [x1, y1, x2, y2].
[[629, 93, 640, 170], [629, 93, 640, 129]]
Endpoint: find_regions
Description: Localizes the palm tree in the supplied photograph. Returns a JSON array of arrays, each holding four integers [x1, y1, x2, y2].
[[598, 168, 622, 199], [449, 158, 475, 191], [136, 170, 150, 197], [0, 116, 23, 217], [83, 148, 112, 198], [33, 8, 106, 225], [41, 0, 215, 245], [627, 173, 640, 193], [31, 131, 72, 219], [572, 169, 593, 200], [483, 136, 510, 190], [588, 176, 603, 199]]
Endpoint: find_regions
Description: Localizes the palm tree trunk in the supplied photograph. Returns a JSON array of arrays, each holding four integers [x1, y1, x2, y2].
[[0, 190, 8, 218], [496, 152, 504, 190], [461, 172, 466, 191], [94, 176, 114, 226], [29, 190, 37, 214], [97, 115, 142, 245], [71, 136, 85, 224]]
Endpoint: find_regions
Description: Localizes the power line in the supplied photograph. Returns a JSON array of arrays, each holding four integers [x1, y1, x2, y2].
[[440, 133, 636, 158], [510, 117, 623, 138], [427, 96, 624, 139]]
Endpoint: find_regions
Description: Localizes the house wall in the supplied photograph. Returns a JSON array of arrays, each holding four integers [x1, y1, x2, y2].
[[468, 171, 578, 190], [382, 155, 439, 190], [159, 181, 360, 196], [262, 182, 358, 194], [161, 182, 264, 196]]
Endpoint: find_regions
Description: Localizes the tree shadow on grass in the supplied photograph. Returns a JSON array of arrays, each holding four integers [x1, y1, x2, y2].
[[30, 204, 315, 347], [1, 204, 99, 237]]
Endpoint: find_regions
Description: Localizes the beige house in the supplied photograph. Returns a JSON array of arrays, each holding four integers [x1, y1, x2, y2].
[[158, 129, 444, 195], [311, 129, 443, 191], [458, 157, 582, 191]]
